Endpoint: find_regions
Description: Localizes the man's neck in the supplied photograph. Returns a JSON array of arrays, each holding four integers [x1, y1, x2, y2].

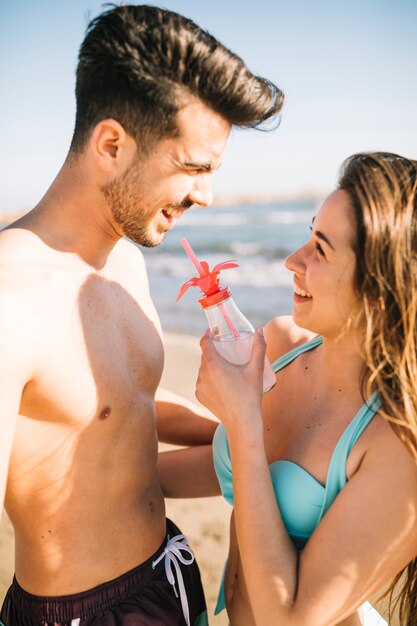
[[15, 157, 122, 270]]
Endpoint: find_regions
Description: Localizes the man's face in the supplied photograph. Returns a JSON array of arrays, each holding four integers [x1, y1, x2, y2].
[[102, 98, 231, 247]]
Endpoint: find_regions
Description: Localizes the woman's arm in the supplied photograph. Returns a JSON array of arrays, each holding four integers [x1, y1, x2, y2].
[[158, 445, 221, 498], [196, 329, 417, 626]]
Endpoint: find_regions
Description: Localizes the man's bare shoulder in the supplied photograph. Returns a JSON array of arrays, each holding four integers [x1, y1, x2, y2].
[[264, 315, 316, 362], [112, 238, 148, 275], [109, 238, 154, 300], [110, 239, 161, 328], [113, 237, 143, 260], [0, 226, 56, 289], [0, 226, 74, 339], [0, 263, 38, 372], [0, 226, 34, 278], [0, 224, 55, 268]]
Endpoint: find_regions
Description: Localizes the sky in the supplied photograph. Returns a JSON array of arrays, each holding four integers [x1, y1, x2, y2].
[[1, 0, 416, 213]]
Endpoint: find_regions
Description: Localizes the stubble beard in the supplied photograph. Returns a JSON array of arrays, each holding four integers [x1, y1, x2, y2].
[[101, 163, 164, 248], [101, 159, 194, 248], [117, 212, 163, 248]]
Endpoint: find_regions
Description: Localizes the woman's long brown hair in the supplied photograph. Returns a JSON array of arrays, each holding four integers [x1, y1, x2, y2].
[[339, 152, 417, 625]]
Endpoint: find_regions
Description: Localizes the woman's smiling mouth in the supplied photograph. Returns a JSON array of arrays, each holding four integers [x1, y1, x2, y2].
[[294, 286, 312, 298]]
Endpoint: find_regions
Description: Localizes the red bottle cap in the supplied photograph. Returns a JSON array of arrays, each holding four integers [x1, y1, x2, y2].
[[176, 238, 238, 306]]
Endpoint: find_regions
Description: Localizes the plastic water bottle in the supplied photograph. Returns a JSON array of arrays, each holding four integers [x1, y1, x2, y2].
[[177, 239, 276, 393], [200, 288, 276, 393]]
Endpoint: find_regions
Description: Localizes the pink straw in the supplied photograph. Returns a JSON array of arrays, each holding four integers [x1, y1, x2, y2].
[[180, 238, 206, 277], [218, 302, 240, 339], [180, 237, 240, 340]]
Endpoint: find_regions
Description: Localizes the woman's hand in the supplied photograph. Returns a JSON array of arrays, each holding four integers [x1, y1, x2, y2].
[[195, 327, 266, 435]]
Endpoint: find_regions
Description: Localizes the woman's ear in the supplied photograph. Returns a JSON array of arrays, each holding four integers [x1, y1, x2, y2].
[[89, 118, 137, 173]]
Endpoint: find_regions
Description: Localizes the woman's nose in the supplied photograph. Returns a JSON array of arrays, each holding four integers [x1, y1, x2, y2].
[[285, 245, 307, 274]]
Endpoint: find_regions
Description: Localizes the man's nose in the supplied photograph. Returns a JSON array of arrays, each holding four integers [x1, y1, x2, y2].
[[188, 176, 213, 208]]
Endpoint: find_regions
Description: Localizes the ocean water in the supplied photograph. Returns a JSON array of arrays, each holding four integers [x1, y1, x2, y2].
[[142, 198, 321, 336]]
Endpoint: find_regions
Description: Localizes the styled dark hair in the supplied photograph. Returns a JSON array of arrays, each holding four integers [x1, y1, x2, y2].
[[339, 152, 417, 626], [70, 4, 284, 153]]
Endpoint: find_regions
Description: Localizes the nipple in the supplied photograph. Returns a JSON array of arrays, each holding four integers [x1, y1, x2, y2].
[[99, 406, 112, 420]]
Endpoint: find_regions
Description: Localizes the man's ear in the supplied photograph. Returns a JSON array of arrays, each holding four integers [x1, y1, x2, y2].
[[90, 119, 137, 173]]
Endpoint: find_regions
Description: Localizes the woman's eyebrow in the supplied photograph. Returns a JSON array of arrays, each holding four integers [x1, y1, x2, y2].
[[311, 216, 335, 251]]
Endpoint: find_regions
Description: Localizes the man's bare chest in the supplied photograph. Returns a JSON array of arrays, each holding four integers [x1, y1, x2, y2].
[[20, 273, 164, 427]]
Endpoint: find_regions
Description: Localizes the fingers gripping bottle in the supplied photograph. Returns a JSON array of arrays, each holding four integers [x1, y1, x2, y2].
[[176, 238, 276, 393]]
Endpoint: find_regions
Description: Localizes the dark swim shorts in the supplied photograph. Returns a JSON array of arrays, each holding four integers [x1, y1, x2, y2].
[[0, 519, 207, 626]]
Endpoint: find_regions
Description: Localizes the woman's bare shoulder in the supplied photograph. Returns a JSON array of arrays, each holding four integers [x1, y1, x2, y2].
[[264, 315, 316, 361]]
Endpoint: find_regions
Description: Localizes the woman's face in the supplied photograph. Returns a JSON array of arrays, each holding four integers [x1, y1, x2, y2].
[[285, 189, 361, 339]]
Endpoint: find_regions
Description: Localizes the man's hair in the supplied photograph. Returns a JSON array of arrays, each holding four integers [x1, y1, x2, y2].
[[70, 4, 284, 153]]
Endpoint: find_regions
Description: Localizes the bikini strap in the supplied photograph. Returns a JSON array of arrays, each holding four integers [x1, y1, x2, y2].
[[317, 391, 381, 524], [271, 336, 323, 373]]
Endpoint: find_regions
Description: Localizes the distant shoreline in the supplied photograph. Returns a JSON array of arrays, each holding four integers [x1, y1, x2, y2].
[[210, 189, 325, 207], [0, 190, 325, 223]]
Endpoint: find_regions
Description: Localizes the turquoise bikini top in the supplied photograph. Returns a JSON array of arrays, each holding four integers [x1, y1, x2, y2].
[[213, 336, 381, 614]]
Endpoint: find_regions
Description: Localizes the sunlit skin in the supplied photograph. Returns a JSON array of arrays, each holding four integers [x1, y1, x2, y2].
[[101, 98, 231, 247], [285, 189, 362, 340], [0, 96, 226, 596], [158, 189, 417, 625]]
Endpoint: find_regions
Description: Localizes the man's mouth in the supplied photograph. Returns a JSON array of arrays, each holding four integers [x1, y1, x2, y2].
[[160, 199, 194, 229], [294, 286, 312, 298], [161, 207, 185, 223]]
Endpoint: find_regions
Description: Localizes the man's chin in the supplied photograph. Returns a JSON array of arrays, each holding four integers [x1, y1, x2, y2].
[[126, 229, 167, 248]]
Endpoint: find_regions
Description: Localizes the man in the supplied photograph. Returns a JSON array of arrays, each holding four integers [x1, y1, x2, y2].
[[0, 5, 283, 625]]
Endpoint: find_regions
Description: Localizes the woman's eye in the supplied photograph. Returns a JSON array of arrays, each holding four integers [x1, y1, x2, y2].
[[309, 227, 325, 257]]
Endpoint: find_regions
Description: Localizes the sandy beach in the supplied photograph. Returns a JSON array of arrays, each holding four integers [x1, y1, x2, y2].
[[0, 332, 230, 624]]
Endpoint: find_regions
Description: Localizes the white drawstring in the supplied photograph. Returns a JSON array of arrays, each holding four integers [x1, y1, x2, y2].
[[152, 533, 195, 626]]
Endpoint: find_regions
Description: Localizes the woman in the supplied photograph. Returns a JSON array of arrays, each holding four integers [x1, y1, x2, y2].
[[158, 152, 417, 625]]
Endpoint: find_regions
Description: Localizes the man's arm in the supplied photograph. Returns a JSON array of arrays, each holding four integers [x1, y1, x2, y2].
[[158, 445, 220, 497], [155, 387, 218, 445], [0, 375, 24, 512], [0, 293, 33, 512]]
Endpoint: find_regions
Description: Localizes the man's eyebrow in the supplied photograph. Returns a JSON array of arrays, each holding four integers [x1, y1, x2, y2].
[[183, 161, 213, 171], [311, 216, 335, 251]]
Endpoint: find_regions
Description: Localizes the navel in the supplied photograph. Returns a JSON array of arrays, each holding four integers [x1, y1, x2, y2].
[[99, 406, 112, 420]]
